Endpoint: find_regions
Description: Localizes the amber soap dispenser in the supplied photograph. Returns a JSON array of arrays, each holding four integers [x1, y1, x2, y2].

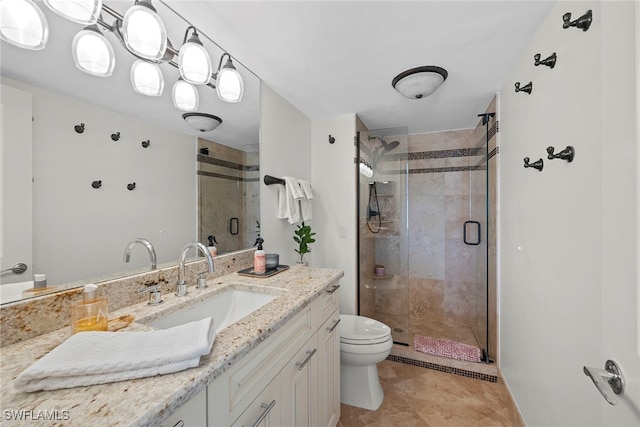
[[71, 284, 108, 334]]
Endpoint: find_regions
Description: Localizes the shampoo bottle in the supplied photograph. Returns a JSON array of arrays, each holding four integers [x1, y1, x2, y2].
[[254, 237, 266, 274], [207, 235, 218, 257], [71, 284, 108, 334]]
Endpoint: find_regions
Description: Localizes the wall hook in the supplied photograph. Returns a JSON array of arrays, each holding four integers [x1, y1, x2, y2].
[[534, 52, 557, 69], [141, 139, 150, 148], [523, 157, 544, 171], [563, 9, 592, 32], [111, 132, 120, 141], [547, 146, 575, 162], [328, 135, 335, 144], [91, 180, 102, 189], [127, 182, 136, 191], [515, 82, 533, 94], [74, 123, 85, 134]]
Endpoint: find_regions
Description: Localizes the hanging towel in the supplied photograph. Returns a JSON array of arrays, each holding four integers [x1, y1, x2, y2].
[[298, 179, 313, 221], [282, 177, 302, 224], [276, 183, 288, 220], [14, 317, 216, 392]]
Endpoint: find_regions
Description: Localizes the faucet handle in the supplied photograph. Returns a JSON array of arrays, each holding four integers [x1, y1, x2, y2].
[[138, 285, 163, 306], [196, 272, 208, 290]]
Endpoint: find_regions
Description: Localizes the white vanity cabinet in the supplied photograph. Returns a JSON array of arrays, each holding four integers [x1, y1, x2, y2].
[[160, 388, 207, 427], [206, 282, 340, 427]]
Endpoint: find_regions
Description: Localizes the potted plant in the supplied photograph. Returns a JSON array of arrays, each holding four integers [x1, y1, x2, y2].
[[293, 222, 315, 265]]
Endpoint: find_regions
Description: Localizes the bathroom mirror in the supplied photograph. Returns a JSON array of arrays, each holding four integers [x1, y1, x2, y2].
[[0, 2, 260, 304]]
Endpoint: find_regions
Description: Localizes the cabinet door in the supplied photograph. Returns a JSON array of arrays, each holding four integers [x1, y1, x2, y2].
[[231, 377, 281, 427], [318, 309, 341, 427], [280, 334, 318, 427], [160, 388, 207, 427]]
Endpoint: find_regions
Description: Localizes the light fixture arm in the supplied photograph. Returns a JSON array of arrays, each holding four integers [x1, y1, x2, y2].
[[182, 25, 198, 45]]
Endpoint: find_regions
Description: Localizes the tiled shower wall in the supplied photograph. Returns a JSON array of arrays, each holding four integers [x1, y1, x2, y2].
[[197, 138, 260, 253], [360, 96, 498, 359]]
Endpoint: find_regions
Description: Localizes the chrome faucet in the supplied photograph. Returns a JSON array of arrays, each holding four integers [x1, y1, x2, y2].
[[123, 238, 157, 270], [176, 242, 214, 297]]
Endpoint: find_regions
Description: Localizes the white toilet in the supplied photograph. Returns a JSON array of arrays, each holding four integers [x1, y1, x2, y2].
[[339, 314, 393, 411]]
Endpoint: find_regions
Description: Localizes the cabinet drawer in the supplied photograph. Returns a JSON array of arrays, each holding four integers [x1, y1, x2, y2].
[[228, 305, 313, 417], [231, 376, 281, 427], [312, 281, 340, 330], [160, 388, 207, 427]]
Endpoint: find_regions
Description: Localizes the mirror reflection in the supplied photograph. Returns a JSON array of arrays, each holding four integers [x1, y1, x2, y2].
[[0, 1, 260, 304]]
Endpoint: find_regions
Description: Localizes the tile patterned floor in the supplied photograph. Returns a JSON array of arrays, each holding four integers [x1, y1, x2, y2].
[[338, 360, 523, 427]]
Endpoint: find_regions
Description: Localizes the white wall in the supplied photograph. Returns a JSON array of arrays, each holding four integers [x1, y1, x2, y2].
[[259, 83, 312, 266], [311, 114, 357, 313], [499, 1, 638, 425], [1, 78, 197, 285], [0, 84, 33, 284]]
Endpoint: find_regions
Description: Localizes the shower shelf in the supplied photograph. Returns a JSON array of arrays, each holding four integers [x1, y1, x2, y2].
[[370, 274, 393, 280]]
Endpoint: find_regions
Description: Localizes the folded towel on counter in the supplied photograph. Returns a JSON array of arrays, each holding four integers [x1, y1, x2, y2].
[[297, 179, 313, 221], [14, 317, 215, 392], [282, 177, 302, 224]]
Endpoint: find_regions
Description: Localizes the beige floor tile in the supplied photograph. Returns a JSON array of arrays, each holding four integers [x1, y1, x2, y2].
[[339, 360, 520, 426]]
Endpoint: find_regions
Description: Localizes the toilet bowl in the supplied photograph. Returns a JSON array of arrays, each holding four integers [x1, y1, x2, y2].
[[339, 314, 392, 411]]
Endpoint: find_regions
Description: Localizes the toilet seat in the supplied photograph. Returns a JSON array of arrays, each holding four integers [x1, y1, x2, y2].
[[339, 314, 391, 345]]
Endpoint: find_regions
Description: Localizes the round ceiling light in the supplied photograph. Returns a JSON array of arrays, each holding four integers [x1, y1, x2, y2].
[[182, 113, 222, 132], [391, 66, 448, 99]]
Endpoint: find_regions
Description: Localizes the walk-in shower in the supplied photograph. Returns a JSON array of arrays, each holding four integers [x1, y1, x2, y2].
[[357, 113, 496, 364]]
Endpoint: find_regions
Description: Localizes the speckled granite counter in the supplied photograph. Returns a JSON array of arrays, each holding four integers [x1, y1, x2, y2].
[[0, 265, 343, 426]]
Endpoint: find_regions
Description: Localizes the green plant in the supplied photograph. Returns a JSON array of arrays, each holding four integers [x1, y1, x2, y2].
[[293, 222, 316, 263]]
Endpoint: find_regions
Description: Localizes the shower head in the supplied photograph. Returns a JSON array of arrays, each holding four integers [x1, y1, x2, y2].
[[382, 140, 400, 153]]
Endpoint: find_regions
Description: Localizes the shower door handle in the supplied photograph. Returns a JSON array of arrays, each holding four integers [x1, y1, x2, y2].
[[463, 221, 481, 245]]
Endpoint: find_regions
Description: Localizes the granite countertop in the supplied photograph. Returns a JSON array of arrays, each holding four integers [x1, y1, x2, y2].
[[0, 265, 344, 426]]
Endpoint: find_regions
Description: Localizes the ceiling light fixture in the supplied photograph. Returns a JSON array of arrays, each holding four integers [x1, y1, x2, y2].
[[44, 0, 103, 25], [392, 66, 448, 99], [122, 0, 167, 61], [72, 24, 115, 77], [182, 113, 222, 132], [172, 79, 199, 111], [0, 0, 49, 50], [178, 26, 212, 85], [215, 53, 244, 103], [131, 59, 164, 96]]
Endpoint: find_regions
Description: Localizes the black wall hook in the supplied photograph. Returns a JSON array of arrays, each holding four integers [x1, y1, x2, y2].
[[141, 139, 150, 148], [563, 9, 592, 32], [127, 182, 136, 191], [547, 146, 575, 162], [111, 132, 120, 141], [534, 52, 557, 69], [74, 123, 85, 134], [515, 82, 533, 94], [524, 157, 544, 171], [91, 180, 102, 189], [328, 135, 335, 144]]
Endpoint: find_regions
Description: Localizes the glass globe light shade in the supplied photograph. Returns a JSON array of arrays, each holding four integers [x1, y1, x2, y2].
[[130, 60, 164, 96], [122, 0, 167, 61], [44, 0, 102, 25], [72, 25, 115, 77], [0, 0, 49, 50], [172, 79, 199, 111], [178, 35, 212, 85], [216, 56, 244, 103]]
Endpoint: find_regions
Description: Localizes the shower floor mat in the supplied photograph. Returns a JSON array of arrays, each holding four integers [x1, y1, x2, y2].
[[413, 335, 482, 363]]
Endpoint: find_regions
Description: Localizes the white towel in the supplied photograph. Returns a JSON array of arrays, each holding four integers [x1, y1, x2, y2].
[[14, 317, 216, 392], [298, 179, 313, 221], [282, 177, 301, 224], [276, 183, 288, 219]]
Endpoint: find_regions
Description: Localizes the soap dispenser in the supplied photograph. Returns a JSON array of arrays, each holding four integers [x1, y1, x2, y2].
[[71, 284, 108, 334], [207, 235, 218, 257], [253, 237, 266, 274]]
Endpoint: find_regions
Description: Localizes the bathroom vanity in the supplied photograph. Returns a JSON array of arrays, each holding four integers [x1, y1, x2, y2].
[[0, 265, 343, 426]]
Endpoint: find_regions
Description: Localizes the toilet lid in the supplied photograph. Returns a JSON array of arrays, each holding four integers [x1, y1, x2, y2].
[[339, 314, 391, 342]]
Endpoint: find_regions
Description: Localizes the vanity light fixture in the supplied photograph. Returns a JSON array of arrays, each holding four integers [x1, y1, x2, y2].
[[183, 113, 222, 132], [172, 78, 199, 111], [215, 53, 244, 103], [178, 26, 212, 85], [121, 0, 167, 61], [131, 59, 164, 96], [392, 66, 448, 99], [72, 24, 115, 77], [0, 0, 49, 50], [44, 0, 103, 25], [359, 159, 373, 178]]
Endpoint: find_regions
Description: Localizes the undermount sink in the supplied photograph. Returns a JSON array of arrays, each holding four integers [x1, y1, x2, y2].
[[145, 288, 278, 333]]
